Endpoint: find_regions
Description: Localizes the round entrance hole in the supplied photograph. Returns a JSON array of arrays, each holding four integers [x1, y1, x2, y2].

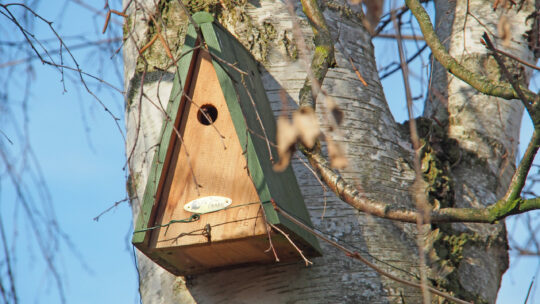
[[197, 104, 218, 125]]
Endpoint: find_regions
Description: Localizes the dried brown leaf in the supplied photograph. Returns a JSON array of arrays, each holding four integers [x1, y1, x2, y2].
[[493, 0, 502, 10], [498, 14, 511, 47], [273, 148, 295, 172], [293, 108, 320, 149], [327, 139, 348, 169], [493, 0, 515, 10], [364, 0, 384, 35], [273, 116, 298, 172]]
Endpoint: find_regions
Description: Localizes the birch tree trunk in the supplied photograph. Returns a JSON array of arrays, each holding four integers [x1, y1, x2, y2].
[[423, 1, 537, 302], [123, 0, 537, 303]]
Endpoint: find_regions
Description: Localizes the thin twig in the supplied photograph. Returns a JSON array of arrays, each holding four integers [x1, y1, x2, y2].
[[102, 9, 127, 34], [175, 0, 202, 38], [240, 74, 274, 161], [482, 33, 540, 216], [157, 32, 174, 61], [139, 90, 202, 195], [205, 49, 248, 75], [0, 214, 17, 304], [482, 33, 529, 105], [139, 33, 158, 54], [490, 42, 540, 71], [269, 223, 312, 266], [379, 44, 428, 80], [374, 5, 409, 36], [0, 37, 123, 68], [260, 206, 280, 262], [393, 13, 431, 304], [0, 129, 13, 145], [93, 198, 130, 222], [1, 3, 126, 142], [126, 65, 147, 172], [182, 92, 227, 150], [524, 277, 535, 304], [375, 33, 425, 40]]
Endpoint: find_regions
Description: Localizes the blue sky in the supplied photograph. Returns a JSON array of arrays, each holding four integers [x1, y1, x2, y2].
[[0, 1, 538, 303], [1, 1, 138, 303]]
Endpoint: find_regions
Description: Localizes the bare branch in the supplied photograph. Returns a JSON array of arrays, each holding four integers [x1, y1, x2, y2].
[[301, 146, 540, 223], [405, 0, 540, 124], [297, 0, 335, 110]]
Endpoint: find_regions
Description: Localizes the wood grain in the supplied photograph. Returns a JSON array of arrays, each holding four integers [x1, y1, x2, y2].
[[150, 51, 267, 250]]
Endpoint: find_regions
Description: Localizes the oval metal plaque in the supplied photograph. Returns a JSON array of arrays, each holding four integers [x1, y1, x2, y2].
[[184, 196, 232, 214]]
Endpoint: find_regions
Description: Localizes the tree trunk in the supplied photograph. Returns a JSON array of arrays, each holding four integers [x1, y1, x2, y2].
[[423, 1, 536, 301], [123, 1, 537, 303]]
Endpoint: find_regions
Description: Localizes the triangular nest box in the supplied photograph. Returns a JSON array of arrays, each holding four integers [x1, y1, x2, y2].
[[132, 12, 320, 275]]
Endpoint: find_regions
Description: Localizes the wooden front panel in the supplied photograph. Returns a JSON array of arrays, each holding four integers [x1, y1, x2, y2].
[[149, 51, 267, 250]]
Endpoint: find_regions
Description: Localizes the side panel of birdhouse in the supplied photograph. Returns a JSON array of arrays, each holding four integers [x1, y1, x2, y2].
[[201, 23, 321, 254], [133, 26, 199, 245]]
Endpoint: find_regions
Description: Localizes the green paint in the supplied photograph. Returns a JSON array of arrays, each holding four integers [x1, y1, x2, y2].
[[202, 22, 320, 251], [192, 11, 214, 24]]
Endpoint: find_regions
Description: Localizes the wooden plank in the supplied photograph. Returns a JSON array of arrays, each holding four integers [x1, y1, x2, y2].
[[151, 232, 307, 275], [149, 51, 267, 249], [199, 22, 275, 216]]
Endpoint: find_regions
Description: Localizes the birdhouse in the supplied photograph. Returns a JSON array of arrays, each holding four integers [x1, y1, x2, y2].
[[132, 12, 321, 275]]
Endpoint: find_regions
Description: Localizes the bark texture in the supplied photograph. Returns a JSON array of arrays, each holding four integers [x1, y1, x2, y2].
[[123, 0, 536, 303], [424, 0, 537, 302]]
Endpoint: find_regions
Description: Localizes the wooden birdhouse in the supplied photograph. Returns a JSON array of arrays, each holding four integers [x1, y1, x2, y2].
[[132, 12, 321, 275]]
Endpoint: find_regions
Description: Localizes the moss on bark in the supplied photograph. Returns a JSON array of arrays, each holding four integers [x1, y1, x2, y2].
[[401, 117, 506, 303]]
